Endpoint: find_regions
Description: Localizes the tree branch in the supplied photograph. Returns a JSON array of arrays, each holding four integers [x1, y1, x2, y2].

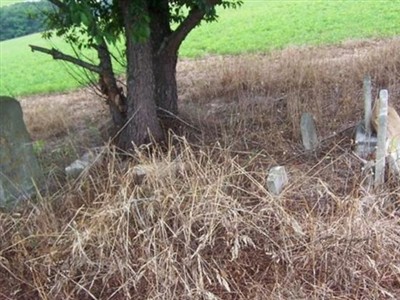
[[160, 0, 221, 55], [47, 0, 67, 10], [29, 45, 101, 74]]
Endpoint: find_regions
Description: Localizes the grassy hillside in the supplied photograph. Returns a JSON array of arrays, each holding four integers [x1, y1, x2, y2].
[[181, 0, 400, 56], [1, 0, 400, 96], [0, 0, 25, 7], [1, 34, 99, 96]]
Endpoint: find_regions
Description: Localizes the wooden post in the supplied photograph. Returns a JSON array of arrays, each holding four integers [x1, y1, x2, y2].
[[363, 76, 372, 134], [375, 89, 388, 187]]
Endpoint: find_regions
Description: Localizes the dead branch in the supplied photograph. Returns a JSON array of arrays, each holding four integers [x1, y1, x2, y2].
[[29, 44, 101, 74]]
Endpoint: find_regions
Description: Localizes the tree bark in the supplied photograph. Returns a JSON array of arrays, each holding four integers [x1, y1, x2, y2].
[[153, 53, 178, 117], [96, 41, 127, 130], [149, 1, 179, 117], [118, 0, 163, 149], [148, 1, 220, 118]]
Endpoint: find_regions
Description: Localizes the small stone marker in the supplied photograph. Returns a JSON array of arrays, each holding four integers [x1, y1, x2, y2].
[[0, 96, 44, 210], [300, 113, 319, 151], [354, 121, 377, 159], [375, 90, 388, 187], [65, 147, 105, 179], [266, 166, 288, 195], [65, 153, 93, 179]]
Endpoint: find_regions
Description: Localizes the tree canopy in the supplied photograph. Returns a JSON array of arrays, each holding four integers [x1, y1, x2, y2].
[[45, 0, 242, 46]]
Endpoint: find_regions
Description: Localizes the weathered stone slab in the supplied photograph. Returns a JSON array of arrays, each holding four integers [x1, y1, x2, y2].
[[383, 105, 400, 177], [0, 96, 44, 210], [300, 113, 319, 151], [386, 131, 400, 177], [370, 91, 400, 178], [266, 166, 288, 195], [354, 121, 377, 160], [374, 90, 388, 187]]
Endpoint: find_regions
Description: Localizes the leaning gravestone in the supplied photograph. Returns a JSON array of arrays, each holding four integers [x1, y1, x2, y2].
[[0, 96, 44, 211], [374, 90, 388, 187], [300, 112, 319, 151], [355, 76, 377, 160]]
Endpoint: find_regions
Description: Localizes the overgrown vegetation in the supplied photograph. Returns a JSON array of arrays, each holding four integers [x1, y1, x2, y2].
[[0, 1, 53, 41], [1, 38, 400, 299], [1, 0, 400, 96]]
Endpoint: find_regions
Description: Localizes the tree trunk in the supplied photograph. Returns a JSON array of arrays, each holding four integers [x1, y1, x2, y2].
[[119, 41, 164, 149], [153, 53, 178, 117], [119, 0, 163, 150], [149, 2, 179, 117], [96, 41, 127, 130]]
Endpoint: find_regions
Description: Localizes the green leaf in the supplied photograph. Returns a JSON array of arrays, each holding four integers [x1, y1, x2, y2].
[[80, 11, 90, 27]]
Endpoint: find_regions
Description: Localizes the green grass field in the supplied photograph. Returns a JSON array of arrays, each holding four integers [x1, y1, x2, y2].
[[0, 34, 99, 95], [1, 0, 400, 96]]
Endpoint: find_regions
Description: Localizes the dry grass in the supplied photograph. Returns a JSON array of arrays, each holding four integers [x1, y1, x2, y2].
[[19, 89, 109, 173], [179, 38, 400, 141], [20, 89, 107, 141], [1, 38, 400, 299]]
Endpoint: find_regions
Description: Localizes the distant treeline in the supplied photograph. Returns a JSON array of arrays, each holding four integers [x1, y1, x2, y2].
[[0, 1, 54, 41]]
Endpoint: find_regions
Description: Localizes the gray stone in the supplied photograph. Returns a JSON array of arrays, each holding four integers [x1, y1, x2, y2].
[[375, 90, 388, 187], [65, 147, 105, 178], [266, 166, 288, 195], [300, 113, 319, 151], [65, 159, 90, 178], [354, 121, 377, 160], [363, 75, 372, 135], [387, 150, 400, 176], [0, 96, 44, 210], [386, 132, 400, 177]]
